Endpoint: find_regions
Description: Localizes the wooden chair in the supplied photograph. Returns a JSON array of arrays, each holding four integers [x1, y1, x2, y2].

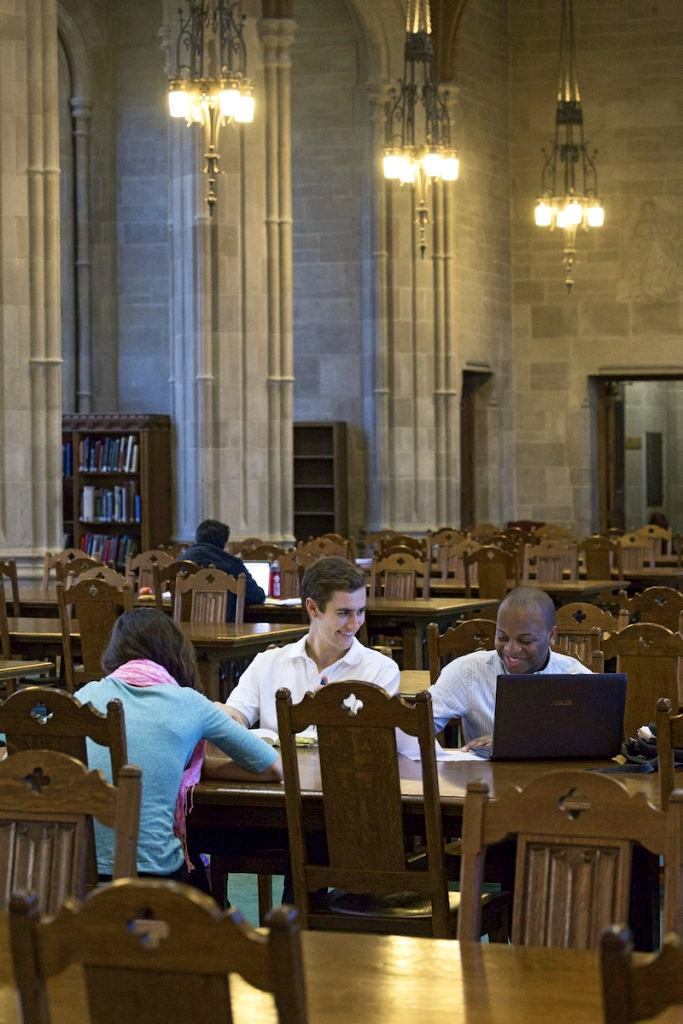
[[320, 532, 356, 558], [619, 586, 683, 633], [601, 925, 683, 1024], [426, 619, 496, 685], [42, 548, 88, 587], [68, 565, 128, 588], [532, 523, 576, 543], [426, 527, 467, 566], [125, 548, 173, 593], [594, 622, 683, 741], [522, 539, 578, 583], [620, 532, 653, 571], [173, 566, 246, 625], [370, 553, 431, 599], [0, 558, 21, 617], [578, 535, 622, 580], [279, 550, 304, 599], [10, 882, 307, 1024], [376, 535, 426, 560], [0, 685, 127, 780], [467, 522, 499, 541], [57, 577, 133, 693], [655, 696, 683, 811], [437, 539, 481, 583], [242, 543, 288, 562], [636, 522, 673, 559], [298, 536, 349, 560], [276, 682, 508, 938], [464, 545, 514, 601], [231, 536, 264, 556], [55, 554, 102, 585], [0, 748, 140, 914], [554, 602, 627, 666], [367, 529, 401, 555], [151, 558, 200, 612], [458, 771, 683, 947]]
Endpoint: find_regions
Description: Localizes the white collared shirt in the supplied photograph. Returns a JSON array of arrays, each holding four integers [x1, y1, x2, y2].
[[225, 635, 400, 733], [429, 648, 590, 743]]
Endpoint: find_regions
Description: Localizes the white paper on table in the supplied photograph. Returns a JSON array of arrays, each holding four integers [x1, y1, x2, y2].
[[396, 730, 483, 762]]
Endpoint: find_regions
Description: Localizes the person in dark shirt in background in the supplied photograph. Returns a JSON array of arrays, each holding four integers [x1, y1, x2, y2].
[[181, 519, 265, 620]]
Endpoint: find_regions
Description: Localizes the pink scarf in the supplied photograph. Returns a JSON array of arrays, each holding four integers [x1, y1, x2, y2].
[[112, 658, 205, 871]]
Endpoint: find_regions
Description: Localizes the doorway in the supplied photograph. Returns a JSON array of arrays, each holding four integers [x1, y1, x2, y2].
[[460, 370, 492, 528], [595, 375, 683, 533]]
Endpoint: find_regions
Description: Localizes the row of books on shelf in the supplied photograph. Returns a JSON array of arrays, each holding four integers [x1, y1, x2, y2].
[[76, 434, 140, 473], [81, 484, 141, 524], [80, 533, 139, 565]]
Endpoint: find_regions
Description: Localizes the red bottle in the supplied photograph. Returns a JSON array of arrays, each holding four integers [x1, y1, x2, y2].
[[268, 564, 281, 597]]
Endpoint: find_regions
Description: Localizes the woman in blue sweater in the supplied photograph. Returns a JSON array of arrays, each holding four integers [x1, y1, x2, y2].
[[77, 608, 281, 878]]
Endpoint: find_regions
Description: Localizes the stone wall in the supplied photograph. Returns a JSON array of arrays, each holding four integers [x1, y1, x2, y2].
[[510, 0, 683, 531]]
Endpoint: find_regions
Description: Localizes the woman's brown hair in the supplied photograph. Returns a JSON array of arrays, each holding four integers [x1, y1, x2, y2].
[[101, 608, 199, 689]]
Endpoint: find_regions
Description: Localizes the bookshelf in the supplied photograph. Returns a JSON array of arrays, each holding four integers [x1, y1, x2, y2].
[[293, 421, 348, 541], [62, 413, 172, 566]]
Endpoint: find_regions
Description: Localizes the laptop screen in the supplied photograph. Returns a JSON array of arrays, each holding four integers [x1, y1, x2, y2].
[[491, 673, 627, 760], [243, 560, 271, 595]]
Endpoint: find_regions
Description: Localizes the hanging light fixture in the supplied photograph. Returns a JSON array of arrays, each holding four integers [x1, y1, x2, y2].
[[383, 0, 459, 258], [534, 0, 604, 292], [167, 0, 255, 215]]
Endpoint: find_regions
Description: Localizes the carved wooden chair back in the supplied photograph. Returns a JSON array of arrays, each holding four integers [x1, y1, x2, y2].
[[437, 539, 481, 583], [532, 524, 576, 543], [242, 543, 288, 562], [0, 685, 127, 780], [523, 539, 578, 583], [370, 553, 431, 600], [320, 533, 356, 558], [57, 578, 134, 693], [125, 549, 173, 593], [595, 622, 683, 740], [376, 535, 426, 560], [578, 535, 622, 580], [42, 548, 88, 588], [426, 619, 496, 685], [231, 536, 264, 555], [0, 559, 21, 618], [276, 682, 454, 936], [278, 551, 304, 600], [0, 748, 140, 914], [619, 532, 652, 571], [464, 545, 513, 601], [10, 882, 307, 1024], [158, 541, 189, 558], [426, 527, 467, 568], [298, 537, 348, 560], [54, 555, 102, 585], [619, 586, 683, 634], [635, 523, 672, 559], [554, 602, 627, 667], [467, 522, 499, 542], [68, 565, 128, 589], [600, 925, 683, 1024], [367, 529, 401, 555], [152, 559, 200, 612], [458, 770, 683, 948], [173, 566, 246, 625], [655, 697, 683, 811]]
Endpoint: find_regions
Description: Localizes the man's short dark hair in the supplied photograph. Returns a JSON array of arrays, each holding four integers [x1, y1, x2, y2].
[[498, 585, 556, 629], [195, 519, 230, 548], [301, 555, 366, 612]]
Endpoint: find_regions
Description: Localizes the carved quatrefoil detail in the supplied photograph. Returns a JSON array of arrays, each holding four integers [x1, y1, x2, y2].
[[128, 914, 170, 950], [572, 609, 587, 623], [341, 693, 364, 717], [29, 704, 53, 726], [557, 787, 592, 821], [23, 767, 51, 794]]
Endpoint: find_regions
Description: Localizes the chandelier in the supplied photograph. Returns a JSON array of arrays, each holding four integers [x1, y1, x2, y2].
[[383, 0, 459, 258], [167, 0, 255, 215], [534, 0, 604, 292]]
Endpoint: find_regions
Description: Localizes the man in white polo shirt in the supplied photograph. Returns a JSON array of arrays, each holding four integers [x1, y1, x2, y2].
[[430, 585, 590, 750], [224, 555, 399, 731]]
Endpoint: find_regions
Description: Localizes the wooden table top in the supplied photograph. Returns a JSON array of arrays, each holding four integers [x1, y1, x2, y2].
[[429, 579, 620, 603], [0, 914, 648, 1024], [399, 669, 430, 695], [0, 660, 53, 680], [194, 747, 660, 812], [7, 618, 308, 650]]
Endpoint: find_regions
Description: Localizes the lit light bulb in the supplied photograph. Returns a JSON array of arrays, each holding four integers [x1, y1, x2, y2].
[[219, 86, 240, 118], [534, 200, 552, 227], [587, 203, 605, 228], [423, 150, 442, 177], [440, 154, 459, 181], [399, 157, 416, 184], [556, 207, 569, 229], [168, 86, 189, 119], [234, 91, 255, 123], [565, 200, 583, 226], [383, 150, 402, 179]]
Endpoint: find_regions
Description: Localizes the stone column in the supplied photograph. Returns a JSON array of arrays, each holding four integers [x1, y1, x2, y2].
[[70, 95, 93, 412], [0, 0, 63, 576], [258, 14, 296, 540]]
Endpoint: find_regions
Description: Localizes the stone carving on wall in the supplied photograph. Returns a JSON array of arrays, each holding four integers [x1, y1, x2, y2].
[[618, 199, 682, 302]]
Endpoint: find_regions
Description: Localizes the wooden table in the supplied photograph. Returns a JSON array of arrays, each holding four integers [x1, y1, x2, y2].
[[0, 660, 53, 682], [6, 618, 308, 699], [0, 914, 649, 1024], [399, 669, 430, 695]]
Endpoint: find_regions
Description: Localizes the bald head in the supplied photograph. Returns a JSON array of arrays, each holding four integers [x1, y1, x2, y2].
[[498, 586, 556, 629]]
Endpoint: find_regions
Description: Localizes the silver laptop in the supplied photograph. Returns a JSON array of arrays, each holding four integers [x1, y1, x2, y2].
[[477, 673, 627, 760]]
